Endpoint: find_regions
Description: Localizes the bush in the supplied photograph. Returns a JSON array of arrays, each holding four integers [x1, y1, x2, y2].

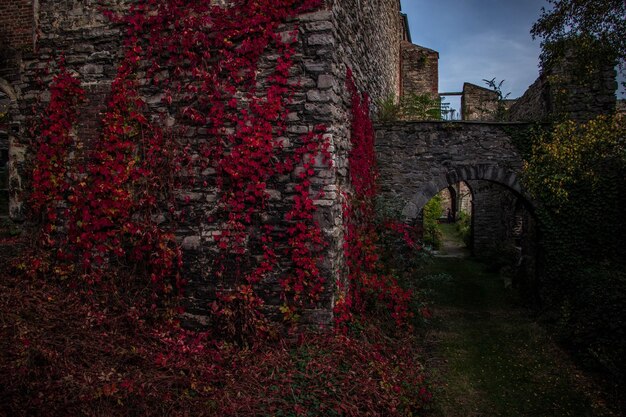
[[523, 114, 626, 382], [422, 195, 443, 250], [455, 211, 471, 247]]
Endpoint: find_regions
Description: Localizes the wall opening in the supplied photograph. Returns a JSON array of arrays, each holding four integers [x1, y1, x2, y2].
[[417, 181, 473, 251], [416, 178, 538, 296]]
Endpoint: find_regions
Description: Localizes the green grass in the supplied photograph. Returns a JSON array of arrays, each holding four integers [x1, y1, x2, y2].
[[421, 233, 615, 416]]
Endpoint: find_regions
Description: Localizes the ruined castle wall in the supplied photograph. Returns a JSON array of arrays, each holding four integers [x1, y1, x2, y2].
[[374, 121, 527, 217], [289, 0, 405, 319], [508, 54, 617, 122], [7, 0, 128, 222], [4, 0, 410, 326], [461, 82, 499, 121], [328, 0, 402, 101], [401, 41, 438, 98]]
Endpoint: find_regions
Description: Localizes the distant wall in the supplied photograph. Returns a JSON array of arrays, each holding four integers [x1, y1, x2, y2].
[[374, 121, 529, 219], [469, 180, 519, 256], [401, 41, 438, 98], [509, 51, 617, 122], [461, 83, 499, 121]]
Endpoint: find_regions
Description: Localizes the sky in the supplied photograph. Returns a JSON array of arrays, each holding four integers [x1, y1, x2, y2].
[[399, 0, 551, 115]]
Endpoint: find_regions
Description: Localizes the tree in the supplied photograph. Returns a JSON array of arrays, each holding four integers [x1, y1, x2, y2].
[[483, 77, 510, 121], [531, 0, 625, 72]]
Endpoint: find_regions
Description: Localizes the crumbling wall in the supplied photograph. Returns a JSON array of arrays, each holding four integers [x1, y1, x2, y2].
[[461, 82, 499, 121], [509, 51, 617, 122]]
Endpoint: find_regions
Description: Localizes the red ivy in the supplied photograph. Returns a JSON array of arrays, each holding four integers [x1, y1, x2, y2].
[[32, 0, 329, 328], [336, 70, 415, 331]]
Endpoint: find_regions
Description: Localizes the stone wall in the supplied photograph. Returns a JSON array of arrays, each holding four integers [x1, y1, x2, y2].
[[461, 82, 499, 121], [401, 41, 438, 98], [3, 0, 410, 325], [328, 0, 402, 101], [374, 120, 540, 284], [374, 121, 530, 219], [457, 181, 472, 214], [0, 0, 33, 51], [508, 51, 617, 122], [6, 0, 127, 222], [468, 179, 519, 256]]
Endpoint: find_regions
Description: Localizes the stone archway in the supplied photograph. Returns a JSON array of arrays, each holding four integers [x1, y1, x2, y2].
[[374, 120, 540, 286], [401, 164, 533, 219], [374, 121, 537, 220]]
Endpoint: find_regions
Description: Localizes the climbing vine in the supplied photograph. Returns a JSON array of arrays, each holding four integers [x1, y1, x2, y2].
[[31, 58, 84, 248], [29, 0, 333, 330], [335, 70, 418, 330], [4, 3, 437, 414]]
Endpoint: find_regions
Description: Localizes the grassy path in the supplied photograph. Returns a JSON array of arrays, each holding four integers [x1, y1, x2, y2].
[[421, 226, 617, 417]]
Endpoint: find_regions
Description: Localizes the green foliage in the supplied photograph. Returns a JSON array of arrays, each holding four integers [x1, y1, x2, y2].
[[482, 77, 511, 121], [503, 123, 549, 160], [375, 93, 441, 122], [422, 195, 443, 250], [531, 0, 625, 82], [454, 211, 471, 247], [375, 95, 401, 122], [523, 114, 626, 381], [524, 115, 626, 209], [401, 93, 441, 121]]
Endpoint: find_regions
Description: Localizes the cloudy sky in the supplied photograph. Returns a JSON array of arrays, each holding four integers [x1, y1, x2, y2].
[[399, 0, 550, 114]]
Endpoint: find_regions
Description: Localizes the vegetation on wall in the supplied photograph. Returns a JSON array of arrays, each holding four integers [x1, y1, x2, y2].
[[531, 0, 625, 82], [455, 210, 471, 247], [336, 70, 428, 333], [482, 77, 510, 121], [376, 93, 441, 122], [523, 114, 626, 383], [0, 1, 433, 415]]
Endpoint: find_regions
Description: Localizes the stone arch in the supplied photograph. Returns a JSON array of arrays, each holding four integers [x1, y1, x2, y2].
[[401, 164, 535, 220]]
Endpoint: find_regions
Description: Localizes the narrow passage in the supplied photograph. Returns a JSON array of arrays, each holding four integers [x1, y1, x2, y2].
[[422, 226, 616, 417]]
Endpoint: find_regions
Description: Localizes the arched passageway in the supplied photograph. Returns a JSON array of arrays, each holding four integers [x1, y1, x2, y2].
[[375, 121, 540, 292]]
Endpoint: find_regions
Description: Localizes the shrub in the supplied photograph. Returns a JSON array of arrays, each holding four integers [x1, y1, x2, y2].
[[422, 195, 443, 250], [455, 210, 472, 247]]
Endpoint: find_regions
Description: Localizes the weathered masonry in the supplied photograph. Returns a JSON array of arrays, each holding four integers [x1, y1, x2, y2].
[[374, 121, 538, 262], [0, 0, 617, 323], [0, 0, 437, 324]]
